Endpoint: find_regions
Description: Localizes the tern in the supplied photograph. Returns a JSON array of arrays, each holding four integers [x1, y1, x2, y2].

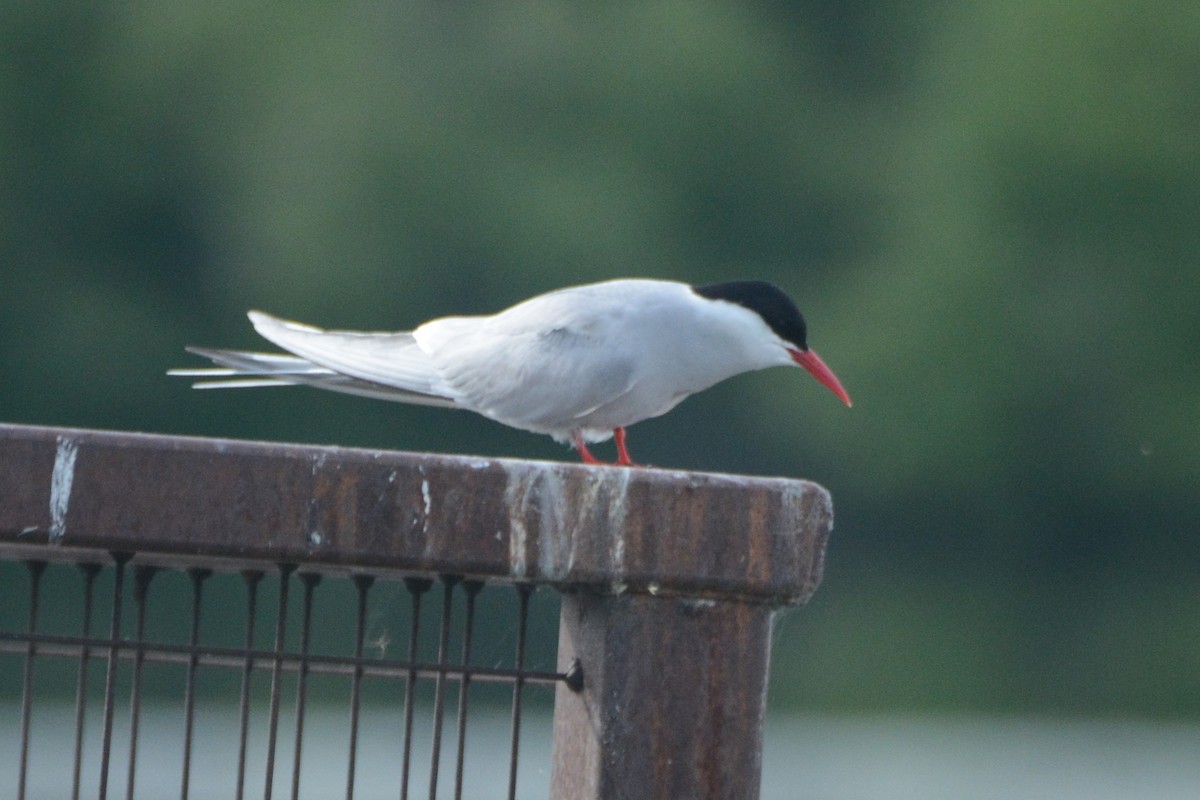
[[171, 278, 851, 465]]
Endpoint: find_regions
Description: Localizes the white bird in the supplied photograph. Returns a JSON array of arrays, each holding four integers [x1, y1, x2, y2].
[[170, 278, 851, 466]]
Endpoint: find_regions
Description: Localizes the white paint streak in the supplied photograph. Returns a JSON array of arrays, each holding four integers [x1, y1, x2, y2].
[[420, 478, 432, 535], [780, 481, 833, 601], [49, 436, 79, 544], [535, 470, 568, 579], [571, 467, 632, 576], [501, 462, 572, 581], [782, 481, 833, 538], [510, 518, 528, 577], [500, 461, 639, 582], [602, 468, 633, 574], [610, 529, 625, 574], [502, 463, 530, 577]]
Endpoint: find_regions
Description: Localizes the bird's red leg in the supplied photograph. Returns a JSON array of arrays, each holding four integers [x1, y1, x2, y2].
[[613, 427, 636, 467], [571, 430, 602, 464]]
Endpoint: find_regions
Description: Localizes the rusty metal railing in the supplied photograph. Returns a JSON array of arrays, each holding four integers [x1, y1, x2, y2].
[[0, 422, 831, 800]]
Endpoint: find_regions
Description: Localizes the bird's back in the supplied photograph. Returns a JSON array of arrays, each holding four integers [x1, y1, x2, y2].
[[413, 279, 776, 437]]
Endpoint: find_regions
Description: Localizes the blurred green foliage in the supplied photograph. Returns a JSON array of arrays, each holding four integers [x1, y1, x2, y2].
[[2, 1, 1197, 716]]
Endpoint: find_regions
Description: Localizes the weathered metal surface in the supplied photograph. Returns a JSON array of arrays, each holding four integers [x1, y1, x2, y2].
[[0, 423, 831, 603], [550, 591, 774, 800]]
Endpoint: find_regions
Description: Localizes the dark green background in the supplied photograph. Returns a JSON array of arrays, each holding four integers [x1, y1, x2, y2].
[[3, 2, 1197, 717]]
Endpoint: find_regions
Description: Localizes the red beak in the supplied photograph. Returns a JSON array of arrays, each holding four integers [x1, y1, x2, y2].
[[790, 348, 852, 407]]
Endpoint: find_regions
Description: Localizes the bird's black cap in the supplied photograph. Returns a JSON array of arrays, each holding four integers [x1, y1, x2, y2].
[[692, 280, 808, 350]]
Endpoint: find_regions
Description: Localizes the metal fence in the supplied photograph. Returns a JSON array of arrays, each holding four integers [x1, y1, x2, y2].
[[0, 423, 831, 800]]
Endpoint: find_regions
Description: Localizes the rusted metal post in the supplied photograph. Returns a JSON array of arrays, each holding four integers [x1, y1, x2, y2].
[[544, 470, 830, 800], [0, 422, 833, 799], [551, 591, 776, 800]]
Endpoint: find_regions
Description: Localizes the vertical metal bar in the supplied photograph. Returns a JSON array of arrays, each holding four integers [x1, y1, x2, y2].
[[452, 581, 483, 800], [98, 552, 132, 800], [17, 560, 47, 800], [345, 574, 374, 800], [400, 578, 431, 800], [180, 568, 210, 800], [235, 570, 264, 800], [264, 564, 295, 800], [290, 573, 321, 800], [72, 563, 101, 800], [506, 584, 532, 800], [427, 575, 460, 800], [125, 566, 157, 800]]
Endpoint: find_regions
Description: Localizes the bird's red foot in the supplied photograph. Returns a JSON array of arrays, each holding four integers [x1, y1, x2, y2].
[[572, 429, 638, 467], [613, 427, 637, 467], [572, 431, 603, 464]]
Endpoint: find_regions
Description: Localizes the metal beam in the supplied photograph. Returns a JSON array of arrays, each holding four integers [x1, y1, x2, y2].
[[0, 423, 831, 604]]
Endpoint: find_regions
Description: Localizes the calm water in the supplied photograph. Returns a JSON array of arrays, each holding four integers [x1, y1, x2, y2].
[[761, 714, 1200, 800], [5, 704, 1199, 799]]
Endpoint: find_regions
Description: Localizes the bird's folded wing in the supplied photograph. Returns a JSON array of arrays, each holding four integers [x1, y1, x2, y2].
[[418, 318, 636, 430], [247, 310, 456, 401], [170, 348, 459, 407]]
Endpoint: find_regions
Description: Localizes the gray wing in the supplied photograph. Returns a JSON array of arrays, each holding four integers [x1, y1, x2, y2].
[[170, 311, 460, 408], [246, 311, 453, 398], [418, 317, 636, 431], [170, 347, 459, 407]]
